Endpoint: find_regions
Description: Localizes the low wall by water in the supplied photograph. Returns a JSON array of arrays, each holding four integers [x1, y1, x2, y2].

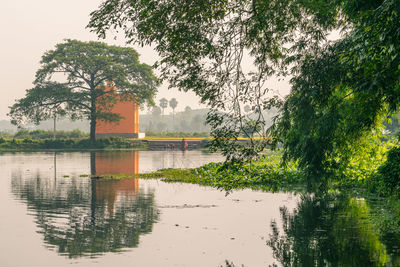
[[142, 140, 205, 150]]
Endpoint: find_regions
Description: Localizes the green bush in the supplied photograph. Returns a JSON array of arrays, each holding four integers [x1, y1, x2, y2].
[[369, 146, 400, 197], [161, 152, 305, 192], [13, 129, 88, 140], [0, 137, 145, 150]]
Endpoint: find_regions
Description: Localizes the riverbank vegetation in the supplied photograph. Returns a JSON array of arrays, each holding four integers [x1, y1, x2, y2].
[[0, 129, 88, 139], [0, 129, 211, 140], [0, 136, 145, 151], [128, 135, 397, 195], [93, 134, 397, 197]]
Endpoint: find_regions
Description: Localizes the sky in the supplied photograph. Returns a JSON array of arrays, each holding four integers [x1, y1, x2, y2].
[[0, 0, 290, 120]]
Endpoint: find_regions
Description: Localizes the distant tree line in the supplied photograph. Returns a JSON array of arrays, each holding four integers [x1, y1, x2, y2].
[[141, 105, 211, 133]]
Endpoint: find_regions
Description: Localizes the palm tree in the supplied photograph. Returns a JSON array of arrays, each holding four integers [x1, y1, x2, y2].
[[159, 98, 168, 115], [169, 98, 178, 122]]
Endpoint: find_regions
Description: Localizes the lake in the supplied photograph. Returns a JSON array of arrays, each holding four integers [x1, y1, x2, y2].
[[0, 151, 399, 266]]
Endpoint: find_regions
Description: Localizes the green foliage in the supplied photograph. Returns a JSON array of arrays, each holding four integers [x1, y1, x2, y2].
[[149, 152, 305, 192], [368, 146, 400, 197], [90, 0, 323, 161], [0, 137, 145, 151], [9, 39, 158, 142], [379, 147, 400, 191], [13, 129, 88, 140], [272, 0, 400, 181], [89, 0, 400, 187], [206, 110, 272, 162]]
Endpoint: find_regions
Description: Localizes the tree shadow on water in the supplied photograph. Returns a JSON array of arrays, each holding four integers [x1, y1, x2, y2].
[[266, 193, 399, 267], [11, 172, 159, 258]]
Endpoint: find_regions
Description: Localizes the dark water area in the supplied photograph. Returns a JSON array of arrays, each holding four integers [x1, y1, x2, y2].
[[0, 151, 399, 266]]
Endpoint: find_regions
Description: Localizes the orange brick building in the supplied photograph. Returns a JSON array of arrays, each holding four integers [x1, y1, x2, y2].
[[95, 85, 144, 139]]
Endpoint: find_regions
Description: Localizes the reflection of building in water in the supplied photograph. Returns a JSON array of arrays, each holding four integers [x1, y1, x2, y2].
[[11, 156, 158, 258], [95, 151, 139, 175], [92, 151, 140, 215]]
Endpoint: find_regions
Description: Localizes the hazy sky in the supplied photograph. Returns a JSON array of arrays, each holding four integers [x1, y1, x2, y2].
[[0, 0, 290, 121]]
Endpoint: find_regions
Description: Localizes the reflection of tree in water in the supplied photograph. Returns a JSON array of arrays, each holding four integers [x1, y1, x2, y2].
[[11, 173, 159, 258], [267, 194, 393, 267]]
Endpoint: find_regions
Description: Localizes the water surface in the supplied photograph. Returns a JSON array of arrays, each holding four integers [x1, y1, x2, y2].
[[0, 151, 399, 266]]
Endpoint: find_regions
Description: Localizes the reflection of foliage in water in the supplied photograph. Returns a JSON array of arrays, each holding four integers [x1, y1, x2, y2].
[[366, 197, 400, 262], [11, 173, 159, 258], [267, 194, 391, 267]]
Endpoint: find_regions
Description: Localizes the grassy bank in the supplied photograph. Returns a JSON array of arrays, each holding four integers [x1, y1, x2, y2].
[[91, 151, 306, 192], [0, 136, 146, 151], [90, 138, 398, 196]]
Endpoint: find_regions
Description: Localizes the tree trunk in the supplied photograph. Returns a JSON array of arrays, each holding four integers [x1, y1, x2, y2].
[[90, 151, 96, 175], [53, 115, 56, 139], [90, 87, 97, 143], [90, 118, 96, 143]]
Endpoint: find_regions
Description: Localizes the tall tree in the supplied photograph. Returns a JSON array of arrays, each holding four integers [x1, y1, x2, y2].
[[169, 98, 178, 121], [159, 98, 168, 116], [272, 0, 400, 180], [9, 39, 158, 142], [88, 0, 400, 175], [89, 0, 320, 160]]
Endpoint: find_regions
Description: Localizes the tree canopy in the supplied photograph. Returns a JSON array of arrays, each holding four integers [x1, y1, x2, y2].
[[89, 0, 400, 178], [169, 97, 178, 113], [9, 39, 159, 141], [159, 98, 168, 115], [272, 0, 400, 179]]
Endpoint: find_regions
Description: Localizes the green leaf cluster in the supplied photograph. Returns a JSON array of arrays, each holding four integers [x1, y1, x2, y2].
[[272, 0, 400, 181], [368, 146, 400, 197]]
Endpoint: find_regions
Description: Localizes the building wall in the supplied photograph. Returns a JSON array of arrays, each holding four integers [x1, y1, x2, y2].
[[96, 95, 139, 137]]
